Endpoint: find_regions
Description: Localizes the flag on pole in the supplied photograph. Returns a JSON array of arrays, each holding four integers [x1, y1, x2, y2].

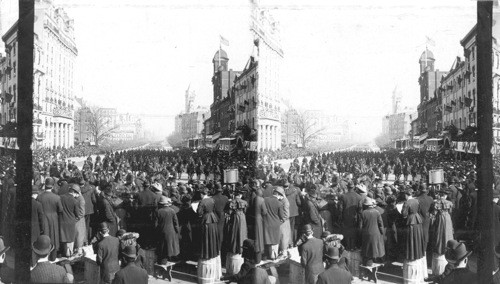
[[425, 36, 435, 47], [220, 35, 229, 46]]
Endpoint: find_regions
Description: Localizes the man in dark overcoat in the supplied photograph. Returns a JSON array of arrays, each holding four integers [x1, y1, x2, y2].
[[298, 224, 324, 284], [81, 174, 97, 243], [416, 184, 433, 251], [263, 187, 285, 260], [112, 245, 148, 284], [32, 185, 46, 244], [212, 183, 228, 249], [95, 222, 120, 284], [37, 177, 63, 261], [317, 247, 352, 284], [31, 235, 72, 283], [97, 181, 119, 238], [285, 181, 301, 243], [136, 182, 160, 248], [60, 184, 80, 257], [303, 188, 322, 238], [339, 181, 362, 250]]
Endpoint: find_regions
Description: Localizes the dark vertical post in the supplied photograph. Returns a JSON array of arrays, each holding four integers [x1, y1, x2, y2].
[[16, 0, 34, 282], [476, 1, 494, 283]]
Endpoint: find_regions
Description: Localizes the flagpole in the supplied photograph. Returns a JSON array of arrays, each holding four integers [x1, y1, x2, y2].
[[219, 38, 221, 67]]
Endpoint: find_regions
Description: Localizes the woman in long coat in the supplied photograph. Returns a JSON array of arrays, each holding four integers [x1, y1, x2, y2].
[[177, 194, 199, 260], [156, 196, 180, 264], [224, 190, 248, 254], [197, 187, 220, 260], [359, 198, 385, 266], [402, 189, 426, 261], [430, 190, 454, 255], [249, 189, 267, 263]]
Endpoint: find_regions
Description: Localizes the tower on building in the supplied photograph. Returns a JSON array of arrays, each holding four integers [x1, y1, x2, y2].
[[419, 48, 435, 73], [185, 84, 195, 114], [212, 49, 228, 73], [392, 85, 402, 114]]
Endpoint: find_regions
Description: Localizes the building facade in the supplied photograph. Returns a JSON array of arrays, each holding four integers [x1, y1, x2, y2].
[[250, 2, 284, 151], [233, 57, 258, 130], [0, 21, 17, 128], [209, 49, 240, 140], [30, 0, 77, 149], [281, 107, 300, 146]]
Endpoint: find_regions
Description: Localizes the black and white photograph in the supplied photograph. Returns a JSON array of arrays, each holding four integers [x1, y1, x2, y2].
[[0, 0, 500, 283]]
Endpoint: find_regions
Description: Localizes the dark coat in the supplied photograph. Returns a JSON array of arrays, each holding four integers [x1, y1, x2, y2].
[[316, 263, 352, 284], [286, 186, 301, 218], [212, 192, 229, 247], [57, 181, 69, 196], [32, 198, 47, 243], [197, 197, 220, 259], [31, 261, 70, 283], [81, 183, 97, 216], [339, 190, 362, 249], [155, 206, 180, 259], [111, 262, 148, 284], [303, 197, 323, 238], [249, 195, 267, 253], [416, 193, 433, 248], [442, 268, 477, 284], [97, 193, 118, 237], [263, 196, 284, 245], [299, 237, 325, 284], [227, 261, 271, 284], [37, 191, 63, 251], [96, 235, 120, 283], [402, 198, 425, 261], [359, 208, 385, 259], [60, 193, 79, 242]]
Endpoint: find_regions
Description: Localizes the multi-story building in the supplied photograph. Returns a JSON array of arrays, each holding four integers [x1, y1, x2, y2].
[[281, 107, 300, 146], [415, 51, 447, 138], [438, 25, 500, 141], [233, 56, 258, 130], [0, 21, 17, 128], [29, 0, 78, 149], [250, 2, 284, 151], [109, 113, 142, 142], [209, 49, 240, 141], [303, 110, 351, 144], [180, 107, 209, 142]]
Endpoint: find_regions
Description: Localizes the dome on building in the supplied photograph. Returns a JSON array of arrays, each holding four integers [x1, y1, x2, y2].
[[419, 49, 435, 61], [213, 49, 228, 61]]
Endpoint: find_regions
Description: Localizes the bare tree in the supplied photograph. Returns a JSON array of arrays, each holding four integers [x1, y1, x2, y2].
[[296, 111, 326, 148], [87, 106, 118, 147]]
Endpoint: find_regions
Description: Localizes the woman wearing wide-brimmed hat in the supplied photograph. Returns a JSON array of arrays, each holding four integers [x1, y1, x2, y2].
[[155, 196, 180, 264], [430, 188, 454, 256]]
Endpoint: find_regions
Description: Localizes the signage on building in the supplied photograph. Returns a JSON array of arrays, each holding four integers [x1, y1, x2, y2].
[[0, 137, 18, 149], [451, 141, 479, 154]]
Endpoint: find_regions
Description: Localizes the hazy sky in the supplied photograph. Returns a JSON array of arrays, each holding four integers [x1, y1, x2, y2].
[[1, 0, 486, 139]]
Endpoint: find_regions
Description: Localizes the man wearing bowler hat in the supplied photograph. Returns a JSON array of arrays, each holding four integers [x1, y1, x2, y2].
[[441, 240, 476, 284], [298, 224, 324, 284], [111, 245, 148, 284], [31, 235, 71, 283], [317, 247, 352, 284], [220, 239, 271, 284], [94, 222, 120, 284]]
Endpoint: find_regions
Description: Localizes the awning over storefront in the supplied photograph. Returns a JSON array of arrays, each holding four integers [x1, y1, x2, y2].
[[419, 133, 428, 142], [211, 132, 220, 143]]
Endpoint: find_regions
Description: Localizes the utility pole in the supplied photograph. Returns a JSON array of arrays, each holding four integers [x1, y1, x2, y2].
[[476, 1, 494, 283]]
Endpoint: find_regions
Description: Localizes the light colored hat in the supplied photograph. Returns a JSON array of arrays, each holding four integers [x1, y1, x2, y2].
[[159, 196, 172, 206], [151, 182, 163, 192], [356, 184, 367, 193]]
